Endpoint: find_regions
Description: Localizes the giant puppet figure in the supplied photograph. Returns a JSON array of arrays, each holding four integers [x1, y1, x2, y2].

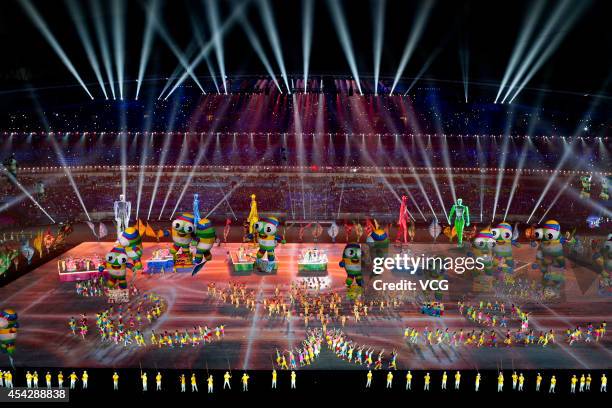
[[492, 222, 520, 279], [532, 220, 572, 294], [396, 195, 410, 244], [113, 194, 131, 239], [100, 246, 130, 290], [247, 216, 285, 273], [593, 234, 612, 294], [580, 175, 592, 199], [192, 217, 217, 276], [0, 309, 18, 367], [170, 213, 196, 260], [118, 226, 143, 274], [448, 198, 470, 247]]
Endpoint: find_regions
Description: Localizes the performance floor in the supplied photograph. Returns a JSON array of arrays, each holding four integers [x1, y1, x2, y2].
[[0, 242, 610, 370]]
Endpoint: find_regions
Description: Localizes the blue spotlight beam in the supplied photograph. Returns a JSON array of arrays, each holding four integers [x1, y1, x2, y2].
[[20, 0, 94, 99], [507, 2, 591, 103], [65, 0, 108, 99], [302, 0, 314, 92], [135, 0, 159, 100], [494, 0, 545, 103], [389, 1, 434, 95], [189, 12, 221, 93], [501, 0, 583, 104], [146, 4, 206, 96], [526, 139, 575, 224], [403, 47, 441, 95], [258, 0, 290, 93], [459, 46, 469, 103], [163, 0, 249, 99], [372, 0, 385, 95], [90, 0, 117, 99], [503, 137, 531, 221], [237, 13, 282, 92], [1, 166, 55, 224], [326, 0, 362, 94], [112, 0, 126, 100], [492, 110, 515, 222], [206, 0, 228, 94]]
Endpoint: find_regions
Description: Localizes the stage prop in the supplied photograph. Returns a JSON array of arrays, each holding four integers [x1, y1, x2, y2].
[[145, 248, 174, 274], [57, 255, 103, 282], [113, 194, 131, 239], [297, 247, 328, 276]]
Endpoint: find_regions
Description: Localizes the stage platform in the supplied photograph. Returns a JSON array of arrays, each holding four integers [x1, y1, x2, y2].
[[0, 241, 610, 371]]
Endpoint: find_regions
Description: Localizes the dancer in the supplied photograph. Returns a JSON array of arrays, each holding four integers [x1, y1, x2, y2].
[[223, 371, 231, 389]]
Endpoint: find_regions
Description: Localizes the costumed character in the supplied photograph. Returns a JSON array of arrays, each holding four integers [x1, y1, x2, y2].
[[192, 218, 217, 276], [448, 198, 470, 247], [100, 246, 130, 290], [247, 216, 285, 273], [580, 175, 592, 199]]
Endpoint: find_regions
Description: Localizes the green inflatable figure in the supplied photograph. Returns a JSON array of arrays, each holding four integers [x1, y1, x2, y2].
[[448, 198, 470, 247]]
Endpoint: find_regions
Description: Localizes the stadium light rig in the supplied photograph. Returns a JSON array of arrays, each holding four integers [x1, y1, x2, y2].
[[20, 0, 94, 99]]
